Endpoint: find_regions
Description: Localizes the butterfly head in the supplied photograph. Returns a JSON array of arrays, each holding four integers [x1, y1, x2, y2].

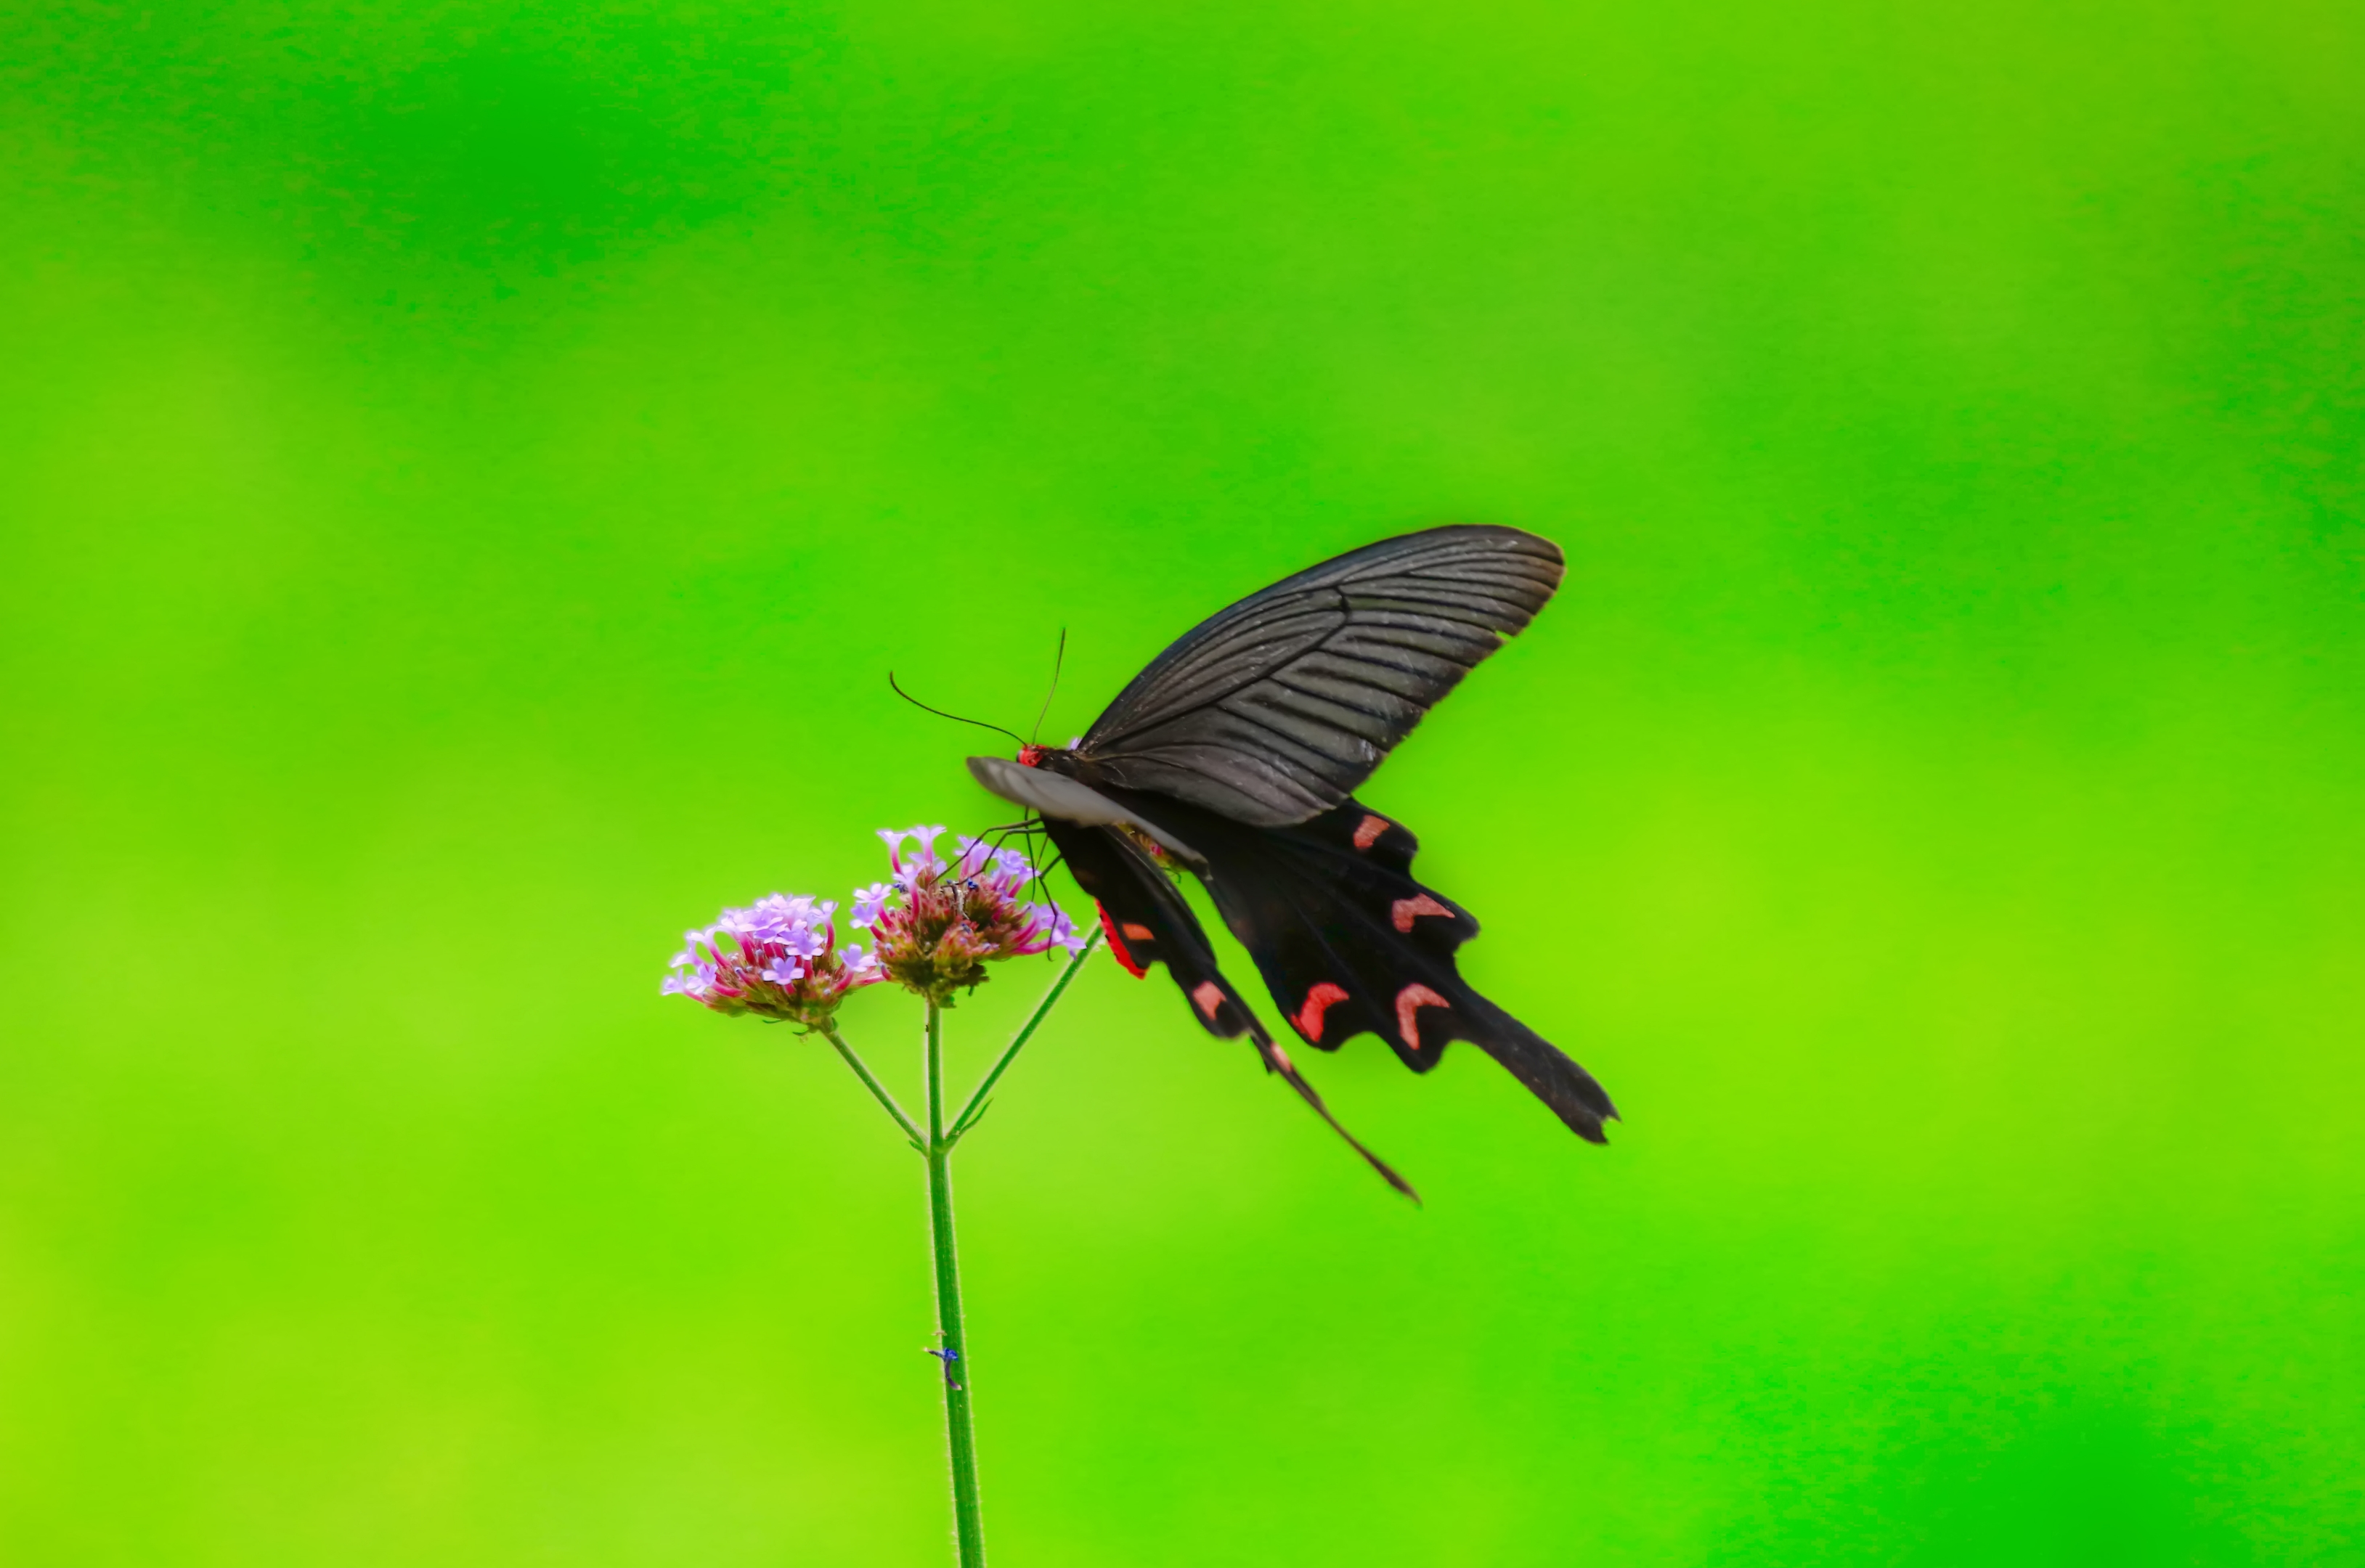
[[1017, 735, 1087, 770]]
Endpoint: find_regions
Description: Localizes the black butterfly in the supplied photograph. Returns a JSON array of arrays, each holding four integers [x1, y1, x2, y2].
[[968, 526, 1616, 1197]]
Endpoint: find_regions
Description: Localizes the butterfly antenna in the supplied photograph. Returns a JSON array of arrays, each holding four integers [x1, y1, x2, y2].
[[887, 672, 1027, 747], [1028, 628, 1067, 745]]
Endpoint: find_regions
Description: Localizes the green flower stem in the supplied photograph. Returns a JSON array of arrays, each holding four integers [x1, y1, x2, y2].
[[948, 928, 1103, 1143], [826, 934, 1102, 1564], [820, 1024, 924, 1147], [923, 1000, 988, 1567]]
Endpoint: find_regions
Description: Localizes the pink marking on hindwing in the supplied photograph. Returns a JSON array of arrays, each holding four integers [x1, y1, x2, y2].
[[1394, 984, 1449, 1050], [1391, 894, 1453, 933], [1294, 981, 1351, 1042], [1352, 814, 1391, 850], [1121, 923, 1155, 942], [1190, 981, 1227, 1021]]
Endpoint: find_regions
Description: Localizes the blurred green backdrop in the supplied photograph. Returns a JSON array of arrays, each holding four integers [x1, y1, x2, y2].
[[3, 1, 2359, 1562]]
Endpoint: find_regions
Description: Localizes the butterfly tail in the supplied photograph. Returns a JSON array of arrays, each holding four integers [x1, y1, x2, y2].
[[1253, 1036, 1422, 1201], [1452, 989, 1619, 1143]]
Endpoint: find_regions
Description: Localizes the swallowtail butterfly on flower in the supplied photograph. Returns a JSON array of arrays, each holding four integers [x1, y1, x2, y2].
[[968, 526, 1615, 1197]]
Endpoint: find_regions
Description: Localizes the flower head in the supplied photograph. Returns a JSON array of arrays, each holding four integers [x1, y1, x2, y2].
[[863, 828, 1087, 1003], [662, 890, 884, 1027]]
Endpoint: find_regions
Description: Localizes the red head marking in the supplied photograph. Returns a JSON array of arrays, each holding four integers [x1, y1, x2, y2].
[[1394, 984, 1449, 1050], [1295, 982, 1351, 1042], [1018, 744, 1047, 767]]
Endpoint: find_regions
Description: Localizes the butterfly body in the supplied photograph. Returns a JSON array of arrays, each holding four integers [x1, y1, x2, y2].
[[969, 526, 1615, 1195]]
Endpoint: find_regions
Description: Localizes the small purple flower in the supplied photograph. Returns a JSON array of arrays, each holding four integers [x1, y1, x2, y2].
[[1042, 905, 1086, 955], [879, 825, 948, 889], [662, 889, 883, 1027], [954, 835, 995, 880], [850, 881, 895, 928]]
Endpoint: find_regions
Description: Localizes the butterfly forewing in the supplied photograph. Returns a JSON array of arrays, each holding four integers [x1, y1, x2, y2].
[[1071, 526, 1565, 826]]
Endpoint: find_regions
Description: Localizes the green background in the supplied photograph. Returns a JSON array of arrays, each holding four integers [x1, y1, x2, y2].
[[4, 1, 2358, 1561]]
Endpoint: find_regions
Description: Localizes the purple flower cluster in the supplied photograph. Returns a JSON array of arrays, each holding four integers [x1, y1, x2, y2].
[[662, 828, 1083, 1020], [858, 826, 1085, 1004], [663, 893, 882, 1027]]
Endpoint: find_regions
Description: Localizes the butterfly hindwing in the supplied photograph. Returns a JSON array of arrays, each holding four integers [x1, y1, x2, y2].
[[1035, 816, 1263, 1040], [1036, 814, 1420, 1198], [1104, 792, 1619, 1143]]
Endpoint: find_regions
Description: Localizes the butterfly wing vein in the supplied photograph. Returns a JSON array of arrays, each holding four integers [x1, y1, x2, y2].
[[1076, 526, 1565, 825]]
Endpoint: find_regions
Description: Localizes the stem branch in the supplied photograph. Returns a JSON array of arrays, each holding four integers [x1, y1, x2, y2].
[[820, 1024, 924, 1147], [948, 929, 1102, 1143]]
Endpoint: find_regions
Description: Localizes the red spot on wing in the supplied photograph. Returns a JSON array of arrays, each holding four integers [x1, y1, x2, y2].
[[1190, 981, 1228, 1021], [1391, 894, 1453, 933], [1394, 984, 1449, 1050], [1352, 813, 1391, 850], [1098, 905, 1147, 978], [1294, 981, 1351, 1042], [1121, 922, 1155, 942]]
